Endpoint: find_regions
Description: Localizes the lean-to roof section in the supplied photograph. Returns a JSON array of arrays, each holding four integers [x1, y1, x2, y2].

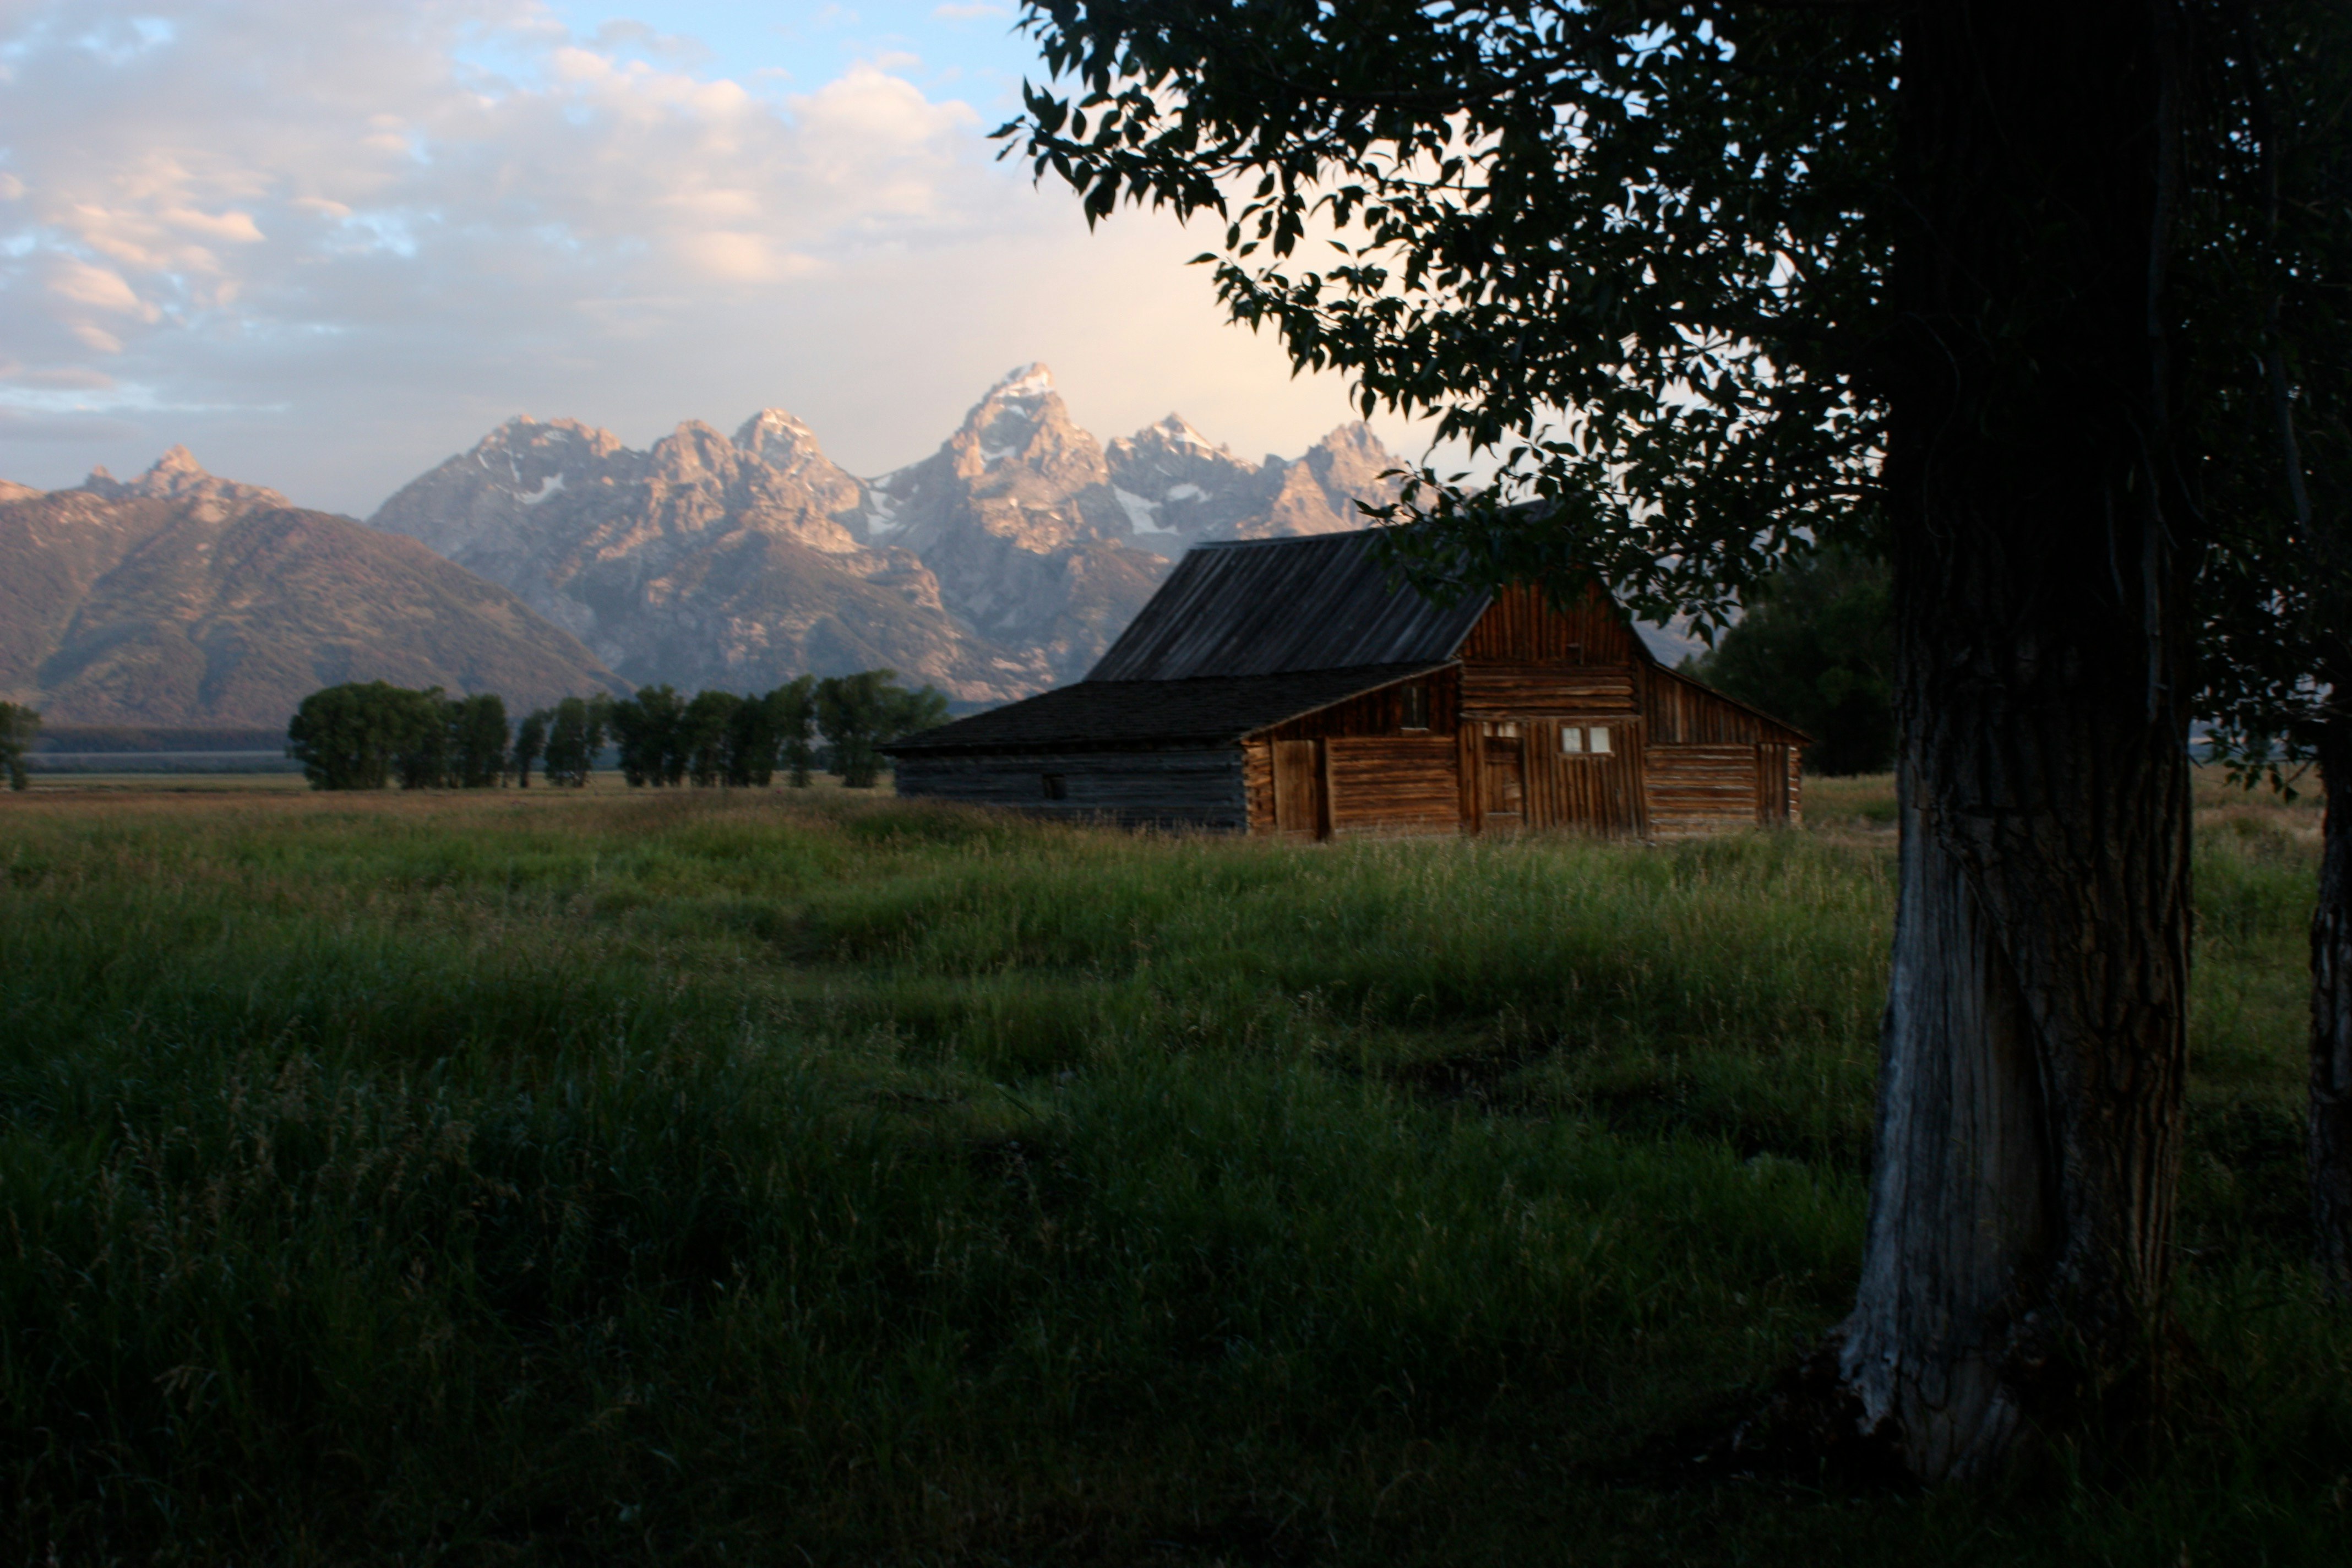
[[885, 663, 1451, 755], [1087, 530, 1490, 681]]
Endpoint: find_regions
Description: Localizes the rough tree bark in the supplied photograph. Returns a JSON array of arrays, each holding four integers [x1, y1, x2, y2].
[[1834, 2, 2195, 1479], [2313, 709, 2352, 1291]]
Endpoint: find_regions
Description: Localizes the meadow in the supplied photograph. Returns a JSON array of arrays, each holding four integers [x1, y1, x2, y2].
[[0, 771, 2342, 1564]]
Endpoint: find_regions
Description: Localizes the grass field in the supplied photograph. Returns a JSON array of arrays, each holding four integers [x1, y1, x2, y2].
[[0, 771, 2343, 1563]]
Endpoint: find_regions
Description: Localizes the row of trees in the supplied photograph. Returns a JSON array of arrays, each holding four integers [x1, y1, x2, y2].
[[285, 674, 947, 792], [0, 701, 39, 791], [603, 674, 947, 790]]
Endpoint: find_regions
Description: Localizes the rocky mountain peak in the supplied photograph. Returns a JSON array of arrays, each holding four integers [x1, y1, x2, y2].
[[733, 408, 826, 471], [1154, 414, 1221, 450], [846, 370, 1105, 563], [1302, 421, 1401, 493], [1106, 414, 1238, 468], [986, 362, 1056, 407], [944, 362, 1105, 491], [81, 447, 288, 520], [367, 369, 1413, 700], [370, 402, 990, 694], [482, 415, 627, 455], [647, 420, 737, 483], [1099, 413, 1402, 551], [462, 417, 633, 505]]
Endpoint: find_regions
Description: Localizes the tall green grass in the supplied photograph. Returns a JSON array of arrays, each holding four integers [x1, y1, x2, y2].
[[0, 782, 2343, 1562]]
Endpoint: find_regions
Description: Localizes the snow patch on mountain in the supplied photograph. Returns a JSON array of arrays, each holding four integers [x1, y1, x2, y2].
[[992, 363, 1054, 402], [1113, 487, 1182, 538]]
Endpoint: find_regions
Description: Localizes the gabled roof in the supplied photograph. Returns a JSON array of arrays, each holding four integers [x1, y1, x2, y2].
[[1086, 529, 1490, 682], [885, 663, 1447, 756], [886, 527, 1812, 759]]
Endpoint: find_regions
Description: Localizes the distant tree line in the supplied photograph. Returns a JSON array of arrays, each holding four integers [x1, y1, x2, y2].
[[0, 701, 39, 791], [285, 674, 948, 793], [1681, 547, 1896, 777]]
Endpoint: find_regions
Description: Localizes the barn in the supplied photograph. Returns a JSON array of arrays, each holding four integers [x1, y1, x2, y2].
[[883, 529, 1807, 839]]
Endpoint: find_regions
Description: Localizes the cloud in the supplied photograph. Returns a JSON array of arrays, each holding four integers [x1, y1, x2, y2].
[[932, 4, 1009, 19], [0, 0, 1424, 506], [0, 407, 145, 442], [588, 18, 712, 67], [0, 364, 117, 390], [47, 257, 156, 318], [1, 4, 998, 319]]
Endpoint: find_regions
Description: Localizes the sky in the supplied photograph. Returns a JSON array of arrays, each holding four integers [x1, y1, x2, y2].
[[0, 1, 1427, 515]]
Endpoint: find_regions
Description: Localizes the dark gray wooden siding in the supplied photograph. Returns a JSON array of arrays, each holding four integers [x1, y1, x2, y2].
[[892, 748, 1248, 829]]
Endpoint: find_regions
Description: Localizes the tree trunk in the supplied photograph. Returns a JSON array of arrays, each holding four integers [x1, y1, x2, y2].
[[1836, 2, 2195, 1479], [2313, 711, 2352, 1291]]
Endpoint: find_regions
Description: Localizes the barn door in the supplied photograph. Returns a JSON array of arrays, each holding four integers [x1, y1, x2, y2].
[[1757, 744, 1793, 825], [1480, 722, 1526, 828], [1538, 717, 1648, 837], [1271, 739, 1322, 836]]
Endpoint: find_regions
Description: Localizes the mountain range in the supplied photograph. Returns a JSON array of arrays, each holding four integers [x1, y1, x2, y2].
[[1, 367, 1406, 725], [0, 449, 623, 727], [370, 364, 1401, 701]]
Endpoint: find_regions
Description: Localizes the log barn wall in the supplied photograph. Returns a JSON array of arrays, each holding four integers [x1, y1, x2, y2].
[[1521, 717, 1648, 836], [1643, 665, 1804, 746], [1456, 582, 1647, 665], [1758, 743, 1803, 827], [1328, 736, 1460, 836], [1644, 745, 1763, 838], [1243, 738, 1275, 830], [1461, 666, 1639, 718], [1634, 667, 1807, 834]]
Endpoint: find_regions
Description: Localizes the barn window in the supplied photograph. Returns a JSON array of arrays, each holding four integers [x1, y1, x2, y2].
[[1589, 726, 1613, 754], [1400, 682, 1429, 730], [1560, 726, 1584, 754], [1042, 773, 1066, 800]]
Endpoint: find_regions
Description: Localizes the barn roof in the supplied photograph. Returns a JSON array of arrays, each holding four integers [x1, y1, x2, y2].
[[883, 527, 1809, 760], [885, 662, 1447, 756], [1085, 530, 1490, 682]]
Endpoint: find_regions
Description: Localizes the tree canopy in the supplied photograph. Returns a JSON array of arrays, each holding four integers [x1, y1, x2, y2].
[[541, 695, 612, 788], [818, 671, 950, 790], [1684, 548, 1893, 776], [1008, 0, 1897, 625], [1008, 2, 2342, 642], [2187, 2, 2352, 780], [287, 683, 431, 791], [285, 675, 943, 793], [0, 701, 40, 791]]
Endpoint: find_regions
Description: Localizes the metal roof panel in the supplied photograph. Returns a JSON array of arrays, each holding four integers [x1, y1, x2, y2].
[[883, 662, 1452, 755], [1086, 530, 1489, 680]]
